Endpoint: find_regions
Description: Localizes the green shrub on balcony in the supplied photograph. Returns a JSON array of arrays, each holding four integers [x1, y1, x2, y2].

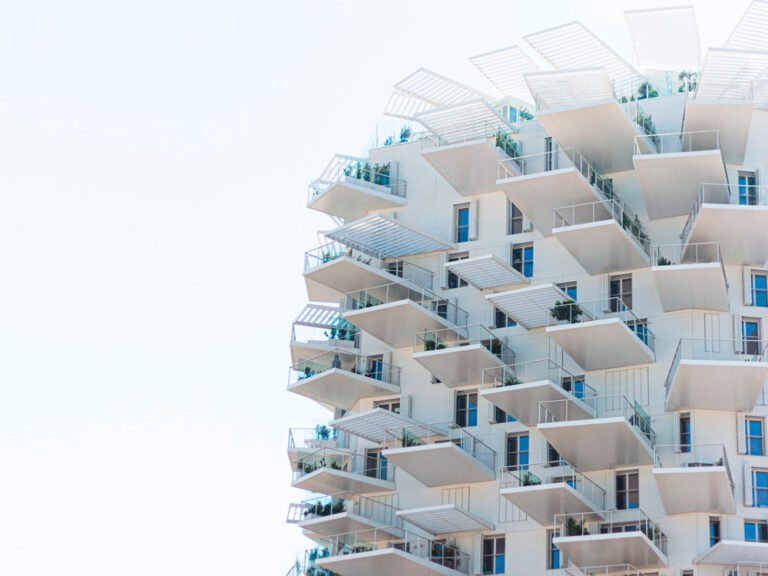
[[551, 300, 581, 323]]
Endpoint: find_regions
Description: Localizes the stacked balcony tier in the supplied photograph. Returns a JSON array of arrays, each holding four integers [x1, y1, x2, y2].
[[292, 448, 396, 495], [650, 243, 729, 311], [287, 492, 402, 539]]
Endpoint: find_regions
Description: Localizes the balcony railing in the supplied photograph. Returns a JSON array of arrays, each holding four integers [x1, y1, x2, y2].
[[294, 448, 395, 483], [341, 280, 469, 327], [290, 492, 402, 529], [501, 462, 606, 511], [554, 509, 668, 557], [384, 421, 496, 472], [664, 338, 768, 398], [547, 297, 655, 351], [481, 358, 597, 399], [549, 565, 644, 576], [653, 444, 734, 490], [304, 241, 434, 291], [308, 155, 406, 202], [288, 426, 346, 451], [289, 349, 401, 388], [682, 183, 768, 245], [539, 395, 655, 447], [413, 324, 514, 364], [652, 242, 728, 287], [726, 562, 768, 576], [553, 198, 651, 257], [633, 129, 721, 155], [323, 527, 472, 574]]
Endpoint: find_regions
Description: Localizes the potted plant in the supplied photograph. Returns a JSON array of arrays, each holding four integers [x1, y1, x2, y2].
[[637, 80, 658, 100], [399, 125, 411, 142], [519, 108, 534, 121], [657, 255, 671, 266], [551, 300, 580, 323], [520, 471, 542, 486], [566, 516, 585, 536], [424, 338, 446, 351], [383, 136, 394, 146], [504, 374, 522, 387], [678, 70, 698, 93]]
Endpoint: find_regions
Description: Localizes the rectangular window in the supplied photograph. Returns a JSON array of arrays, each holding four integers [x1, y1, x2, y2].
[[628, 319, 650, 346], [615, 469, 639, 510], [365, 355, 384, 380], [374, 399, 400, 414], [742, 318, 762, 356], [507, 201, 524, 235], [482, 535, 505, 575], [545, 137, 557, 172], [753, 272, 768, 308], [679, 413, 691, 453], [493, 405, 516, 424], [740, 171, 758, 206], [709, 517, 721, 547], [547, 529, 562, 569], [547, 443, 565, 467], [493, 306, 517, 329], [511, 243, 534, 278], [610, 274, 632, 310], [748, 417, 765, 456], [447, 252, 469, 289], [754, 469, 768, 508], [558, 282, 577, 301], [365, 449, 388, 480], [455, 204, 470, 243], [506, 433, 529, 469], [561, 375, 586, 399], [745, 519, 768, 542], [386, 260, 404, 278], [455, 390, 478, 428]]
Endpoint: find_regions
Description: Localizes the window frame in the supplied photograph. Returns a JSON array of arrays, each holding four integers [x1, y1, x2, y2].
[[482, 534, 505, 575], [610, 274, 633, 311], [454, 389, 478, 428], [747, 417, 764, 456], [506, 200, 524, 235], [752, 271, 768, 308], [505, 432, 529, 469], [454, 204, 470, 243], [446, 252, 469, 289], [753, 468, 768, 508], [511, 242, 534, 278], [615, 469, 640, 510]]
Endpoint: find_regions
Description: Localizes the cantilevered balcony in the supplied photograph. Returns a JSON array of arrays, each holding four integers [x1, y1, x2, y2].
[[287, 426, 347, 468], [651, 243, 729, 312], [480, 359, 596, 427], [552, 200, 650, 275], [545, 298, 655, 370], [382, 423, 496, 486], [316, 527, 472, 576], [682, 183, 768, 266], [554, 509, 668, 569], [538, 395, 655, 472], [652, 444, 735, 515], [293, 448, 396, 495], [485, 283, 573, 330], [287, 350, 401, 411], [396, 503, 493, 536], [290, 304, 359, 368], [499, 463, 605, 526], [342, 281, 468, 349], [546, 566, 644, 576], [496, 148, 618, 235], [664, 338, 768, 412], [633, 130, 728, 220], [412, 324, 514, 388], [308, 155, 407, 221], [724, 562, 768, 575], [287, 492, 402, 539]]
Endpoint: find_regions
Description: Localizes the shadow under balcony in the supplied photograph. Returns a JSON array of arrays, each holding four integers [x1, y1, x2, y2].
[[651, 243, 729, 312]]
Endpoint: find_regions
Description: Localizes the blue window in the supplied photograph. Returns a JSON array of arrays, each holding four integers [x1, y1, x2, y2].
[[455, 205, 470, 243], [494, 307, 517, 328], [753, 273, 768, 307], [679, 413, 691, 453], [562, 376, 586, 399], [616, 470, 639, 510], [506, 433, 529, 469], [365, 450, 388, 480], [455, 390, 478, 427], [753, 469, 768, 507], [742, 318, 762, 356], [748, 418, 764, 456], [745, 520, 768, 542], [548, 530, 562, 569], [630, 321, 650, 346], [493, 406, 516, 423], [482, 535, 505, 574], [512, 244, 534, 278], [740, 172, 758, 206], [709, 517, 721, 547], [558, 282, 577, 300]]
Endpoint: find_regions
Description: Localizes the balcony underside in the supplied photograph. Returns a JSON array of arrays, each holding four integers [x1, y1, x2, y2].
[[687, 205, 768, 266], [396, 504, 493, 535], [538, 417, 654, 472], [500, 482, 603, 527], [535, 101, 652, 173], [485, 283, 571, 330], [292, 468, 396, 495], [546, 318, 654, 371], [651, 263, 729, 312], [299, 512, 402, 539], [633, 150, 728, 220], [665, 360, 768, 412], [653, 467, 735, 515], [308, 179, 407, 221], [496, 167, 604, 235], [694, 540, 768, 565], [317, 548, 469, 576], [304, 257, 401, 304], [343, 300, 455, 349], [554, 532, 667, 569], [290, 339, 358, 369], [480, 380, 594, 428], [444, 254, 527, 291], [683, 99, 753, 164], [421, 138, 507, 196], [553, 220, 649, 275], [413, 345, 505, 388], [382, 443, 495, 487], [287, 368, 400, 411], [332, 408, 424, 444]]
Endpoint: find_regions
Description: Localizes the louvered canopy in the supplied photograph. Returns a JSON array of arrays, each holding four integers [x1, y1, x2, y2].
[[415, 99, 515, 145], [524, 68, 615, 111], [470, 45, 540, 101], [725, 0, 768, 50], [294, 304, 346, 329], [396, 504, 493, 536], [485, 283, 576, 330], [697, 48, 768, 99], [624, 6, 701, 71]]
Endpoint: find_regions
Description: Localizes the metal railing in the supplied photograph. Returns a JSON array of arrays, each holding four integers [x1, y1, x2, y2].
[[538, 394, 655, 447], [322, 527, 472, 574], [681, 183, 768, 245], [304, 241, 434, 291], [554, 509, 668, 557], [652, 242, 727, 287], [633, 129, 721, 155], [553, 198, 651, 257], [501, 462, 605, 511], [341, 280, 469, 327], [549, 565, 644, 576], [384, 421, 496, 472], [481, 358, 597, 399], [291, 320, 360, 352], [413, 324, 514, 365], [289, 349, 401, 388], [653, 444, 734, 491], [309, 154, 406, 202], [294, 448, 395, 483], [288, 426, 345, 451], [546, 297, 655, 352], [289, 492, 402, 529], [726, 562, 768, 576]]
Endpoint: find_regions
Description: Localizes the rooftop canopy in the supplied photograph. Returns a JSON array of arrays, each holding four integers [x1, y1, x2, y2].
[[524, 68, 615, 111], [725, 0, 768, 50], [697, 47, 768, 99], [469, 45, 540, 102], [415, 99, 515, 145], [293, 303, 346, 329], [624, 5, 701, 71]]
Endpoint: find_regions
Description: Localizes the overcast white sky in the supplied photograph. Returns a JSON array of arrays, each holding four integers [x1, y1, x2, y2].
[[0, 0, 751, 574]]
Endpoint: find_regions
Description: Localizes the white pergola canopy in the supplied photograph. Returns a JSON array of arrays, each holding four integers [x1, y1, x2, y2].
[[524, 68, 615, 111], [325, 214, 453, 258], [469, 45, 540, 102], [415, 99, 514, 145], [444, 254, 528, 291], [697, 47, 768, 99], [624, 6, 701, 71], [485, 283, 575, 330], [396, 504, 493, 536], [294, 303, 345, 329], [331, 408, 425, 444], [725, 0, 768, 50]]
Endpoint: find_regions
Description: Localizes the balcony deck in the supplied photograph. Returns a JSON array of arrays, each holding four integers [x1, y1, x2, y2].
[[485, 283, 572, 330], [317, 546, 468, 576], [651, 243, 729, 312], [290, 493, 402, 539], [292, 449, 396, 495], [683, 92, 753, 164], [421, 137, 510, 196]]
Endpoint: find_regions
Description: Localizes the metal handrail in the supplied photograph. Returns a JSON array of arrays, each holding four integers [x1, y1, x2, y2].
[[481, 358, 597, 400], [549, 565, 644, 576], [292, 491, 402, 528], [726, 562, 768, 576], [289, 348, 402, 387], [501, 462, 606, 511], [294, 447, 396, 483], [653, 443, 734, 491], [288, 426, 343, 450], [308, 154, 406, 203], [633, 129, 721, 155], [652, 242, 728, 289], [413, 323, 514, 365]]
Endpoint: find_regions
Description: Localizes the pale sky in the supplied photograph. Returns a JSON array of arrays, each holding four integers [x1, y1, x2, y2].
[[0, 1, 750, 574]]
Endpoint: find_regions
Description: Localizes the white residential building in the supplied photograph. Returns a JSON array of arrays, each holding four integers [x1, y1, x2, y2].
[[284, 4, 768, 575]]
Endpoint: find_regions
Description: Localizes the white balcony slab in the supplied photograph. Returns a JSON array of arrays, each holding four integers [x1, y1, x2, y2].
[[343, 300, 456, 349], [686, 204, 768, 266], [485, 283, 571, 330], [633, 150, 728, 220], [553, 220, 649, 275], [538, 418, 654, 472], [554, 531, 668, 569], [382, 443, 495, 487], [694, 540, 768, 564], [480, 380, 593, 428], [332, 408, 426, 444], [287, 368, 400, 411], [421, 138, 509, 196], [651, 262, 729, 312], [396, 504, 493, 535], [683, 99, 753, 164], [304, 257, 402, 304], [317, 548, 469, 576], [653, 465, 736, 515], [309, 178, 407, 221], [292, 467, 396, 496], [500, 482, 603, 527], [290, 339, 358, 369], [413, 344, 506, 388], [665, 359, 768, 412], [444, 254, 528, 291], [546, 318, 654, 371], [299, 512, 402, 539]]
